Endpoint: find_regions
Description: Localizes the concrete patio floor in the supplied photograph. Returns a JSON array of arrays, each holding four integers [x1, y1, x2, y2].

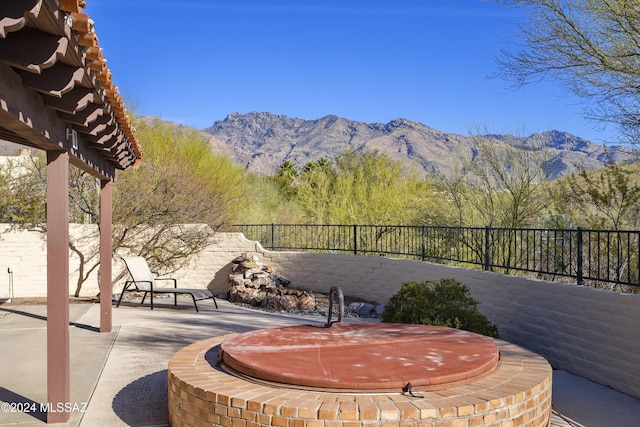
[[0, 298, 639, 427]]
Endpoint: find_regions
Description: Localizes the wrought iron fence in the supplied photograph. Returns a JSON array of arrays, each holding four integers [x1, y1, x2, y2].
[[232, 224, 640, 289]]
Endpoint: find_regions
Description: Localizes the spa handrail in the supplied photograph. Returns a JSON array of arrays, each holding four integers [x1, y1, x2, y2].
[[326, 286, 344, 327]]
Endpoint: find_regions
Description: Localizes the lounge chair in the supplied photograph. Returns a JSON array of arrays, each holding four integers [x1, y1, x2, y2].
[[116, 256, 218, 312]]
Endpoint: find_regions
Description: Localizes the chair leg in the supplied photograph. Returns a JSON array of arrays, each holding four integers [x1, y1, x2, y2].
[[116, 283, 131, 308], [212, 295, 218, 309], [191, 295, 199, 312]]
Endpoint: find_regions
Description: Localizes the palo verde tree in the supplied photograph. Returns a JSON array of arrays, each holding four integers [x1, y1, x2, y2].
[[493, 0, 640, 144], [294, 150, 424, 225], [550, 161, 640, 291], [111, 117, 247, 279]]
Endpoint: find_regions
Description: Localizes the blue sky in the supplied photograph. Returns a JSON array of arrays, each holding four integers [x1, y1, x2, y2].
[[85, 0, 617, 144]]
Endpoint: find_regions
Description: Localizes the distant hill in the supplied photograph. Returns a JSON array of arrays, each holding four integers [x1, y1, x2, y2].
[[3, 113, 633, 179], [0, 140, 33, 156], [197, 112, 637, 178]]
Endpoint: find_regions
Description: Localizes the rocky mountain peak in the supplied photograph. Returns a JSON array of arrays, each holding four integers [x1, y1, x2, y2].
[[201, 112, 636, 179]]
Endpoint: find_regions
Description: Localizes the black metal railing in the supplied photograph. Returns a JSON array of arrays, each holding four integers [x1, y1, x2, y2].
[[232, 224, 640, 289]]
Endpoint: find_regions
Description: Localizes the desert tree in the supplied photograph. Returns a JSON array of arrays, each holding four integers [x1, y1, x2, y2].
[[295, 150, 423, 225], [551, 161, 640, 290], [112, 118, 246, 276], [0, 154, 46, 224], [0, 153, 114, 296], [493, 0, 640, 144], [0, 117, 247, 296], [558, 161, 640, 229], [443, 134, 551, 228], [235, 173, 304, 224], [438, 133, 551, 271], [295, 159, 337, 224]]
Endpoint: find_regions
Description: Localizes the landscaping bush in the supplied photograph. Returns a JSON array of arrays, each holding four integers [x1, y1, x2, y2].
[[381, 278, 499, 337]]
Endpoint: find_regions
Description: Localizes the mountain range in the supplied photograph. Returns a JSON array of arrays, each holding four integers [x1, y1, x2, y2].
[[201, 112, 636, 179]]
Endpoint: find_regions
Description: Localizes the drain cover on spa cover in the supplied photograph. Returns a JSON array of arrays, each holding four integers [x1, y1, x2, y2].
[[219, 323, 499, 391]]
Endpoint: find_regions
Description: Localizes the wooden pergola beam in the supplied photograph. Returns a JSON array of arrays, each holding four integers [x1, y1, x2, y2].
[[0, 63, 116, 180], [0, 1, 143, 423]]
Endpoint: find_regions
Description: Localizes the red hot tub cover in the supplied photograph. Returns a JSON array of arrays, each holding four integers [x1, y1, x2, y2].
[[219, 322, 500, 392]]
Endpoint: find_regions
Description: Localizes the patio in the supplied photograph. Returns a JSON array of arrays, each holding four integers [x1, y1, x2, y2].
[[0, 298, 639, 427]]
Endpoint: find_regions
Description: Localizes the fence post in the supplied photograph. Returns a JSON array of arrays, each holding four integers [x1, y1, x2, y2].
[[353, 225, 358, 255], [421, 225, 426, 261], [576, 227, 583, 286], [271, 223, 275, 251], [484, 226, 491, 271]]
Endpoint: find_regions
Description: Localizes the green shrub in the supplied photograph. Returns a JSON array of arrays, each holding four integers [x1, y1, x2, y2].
[[381, 279, 499, 338]]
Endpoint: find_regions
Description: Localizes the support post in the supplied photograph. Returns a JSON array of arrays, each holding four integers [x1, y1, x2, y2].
[[484, 226, 491, 271], [576, 227, 583, 286], [353, 225, 357, 255], [99, 179, 113, 332], [46, 151, 70, 423], [271, 223, 275, 251], [421, 225, 426, 261]]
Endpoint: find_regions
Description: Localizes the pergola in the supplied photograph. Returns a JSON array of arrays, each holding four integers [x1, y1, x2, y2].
[[0, 0, 142, 423]]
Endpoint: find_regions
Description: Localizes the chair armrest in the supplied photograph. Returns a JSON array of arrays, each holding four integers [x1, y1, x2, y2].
[[155, 278, 178, 288], [126, 280, 153, 291]]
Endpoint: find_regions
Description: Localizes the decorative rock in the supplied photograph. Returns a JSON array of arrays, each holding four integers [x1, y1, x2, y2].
[[276, 276, 290, 286], [229, 275, 245, 287], [251, 276, 271, 287], [227, 253, 314, 312], [297, 293, 316, 310], [240, 261, 258, 270], [262, 295, 298, 311], [347, 302, 376, 317], [347, 302, 363, 313]]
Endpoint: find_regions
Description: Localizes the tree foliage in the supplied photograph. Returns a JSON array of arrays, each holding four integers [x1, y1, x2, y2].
[[381, 279, 499, 337], [236, 173, 303, 224], [494, 0, 640, 143], [294, 150, 425, 224], [0, 155, 46, 224], [111, 118, 246, 275], [557, 161, 640, 229], [274, 160, 299, 200], [438, 134, 550, 228]]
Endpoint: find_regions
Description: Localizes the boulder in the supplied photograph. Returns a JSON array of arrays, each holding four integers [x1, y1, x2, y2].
[[297, 293, 316, 310]]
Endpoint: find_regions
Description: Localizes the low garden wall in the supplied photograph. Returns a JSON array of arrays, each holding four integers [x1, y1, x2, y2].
[[198, 233, 640, 401], [1, 228, 639, 400]]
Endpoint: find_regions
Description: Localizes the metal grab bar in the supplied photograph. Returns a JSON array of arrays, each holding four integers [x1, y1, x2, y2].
[[325, 286, 344, 327]]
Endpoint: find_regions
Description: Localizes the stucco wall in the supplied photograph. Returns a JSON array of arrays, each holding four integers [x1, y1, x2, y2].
[[0, 224, 111, 298], [0, 227, 263, 299], [1, 228, 639, 400]]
